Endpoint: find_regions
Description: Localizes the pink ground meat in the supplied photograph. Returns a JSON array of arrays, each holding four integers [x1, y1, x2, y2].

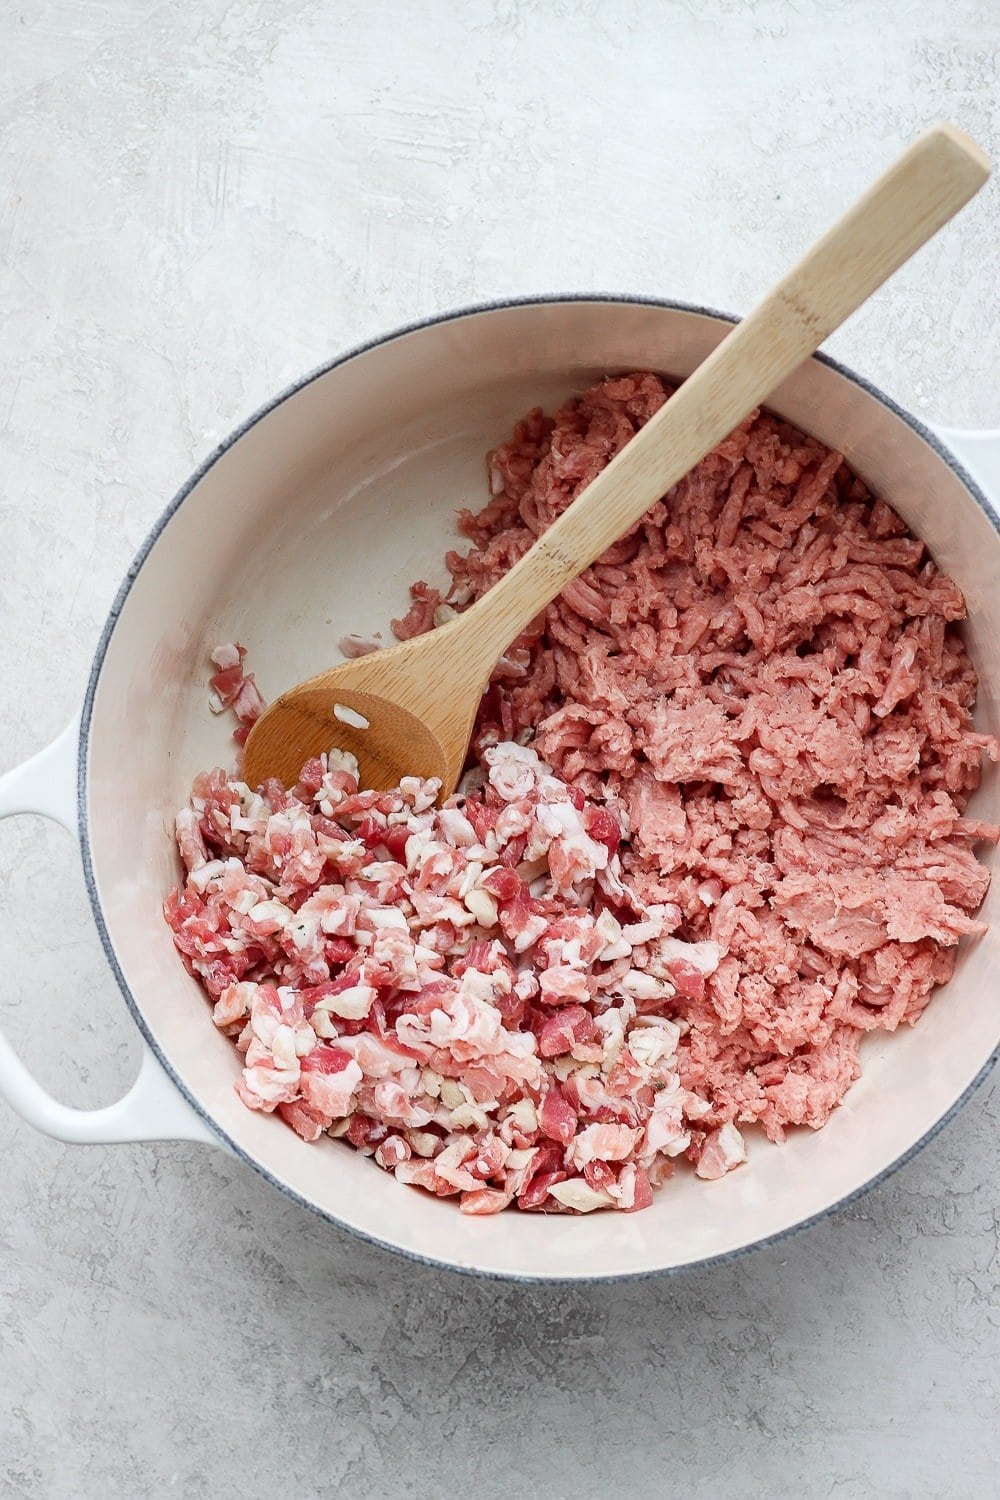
[[165, 372, 999, 1214]]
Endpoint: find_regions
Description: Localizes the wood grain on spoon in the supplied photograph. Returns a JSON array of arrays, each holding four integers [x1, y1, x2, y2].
[[242, 123, 990, 797]]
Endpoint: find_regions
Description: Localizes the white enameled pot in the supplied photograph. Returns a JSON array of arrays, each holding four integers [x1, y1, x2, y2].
[[2, 298, 998, 1281]]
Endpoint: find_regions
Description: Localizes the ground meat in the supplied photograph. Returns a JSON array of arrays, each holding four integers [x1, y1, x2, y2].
[[165, 373, 999, 1214], [402, 372, 1000, 1143]]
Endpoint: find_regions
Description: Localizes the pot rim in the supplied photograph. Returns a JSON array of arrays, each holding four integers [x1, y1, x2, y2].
[[75, 292, 1000, 1282]]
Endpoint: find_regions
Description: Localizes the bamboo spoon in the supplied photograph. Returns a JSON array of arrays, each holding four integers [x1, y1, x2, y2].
[[243, 123, 990, 797]]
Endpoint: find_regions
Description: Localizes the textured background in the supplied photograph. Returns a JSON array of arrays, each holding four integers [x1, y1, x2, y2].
[[1, 2, 999, 1496]]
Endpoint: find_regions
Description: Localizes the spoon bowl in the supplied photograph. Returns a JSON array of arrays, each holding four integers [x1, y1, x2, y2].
[[241, 633, 470, 792]]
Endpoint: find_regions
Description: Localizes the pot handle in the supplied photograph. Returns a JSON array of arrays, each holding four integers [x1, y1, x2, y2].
[[931, 425, 1000, 502], [0, 719, 220, 1147]]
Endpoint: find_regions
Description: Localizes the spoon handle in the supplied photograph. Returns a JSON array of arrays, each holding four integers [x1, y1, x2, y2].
[[461, 122, 990, 665]]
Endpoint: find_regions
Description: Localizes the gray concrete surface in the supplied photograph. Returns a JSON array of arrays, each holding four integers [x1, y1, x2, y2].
[[1, 2, 998, 1495]]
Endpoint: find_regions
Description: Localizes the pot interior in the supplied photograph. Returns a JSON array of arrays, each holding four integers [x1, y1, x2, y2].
[[84, 300, 1000, 1278]]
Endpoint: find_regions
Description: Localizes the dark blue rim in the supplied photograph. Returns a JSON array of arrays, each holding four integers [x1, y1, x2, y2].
[[75, 293, 1000, 1283]]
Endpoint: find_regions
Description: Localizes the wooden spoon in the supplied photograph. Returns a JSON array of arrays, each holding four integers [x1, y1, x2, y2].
[[243, 123, 990, 797]]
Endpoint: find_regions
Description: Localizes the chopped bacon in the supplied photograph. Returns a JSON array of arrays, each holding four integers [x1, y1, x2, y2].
[[538, 1083, 578, 1145], [207, 643, 265, 743], [301, 1044, 354, 1075], [537, 1004, 594, 1058], [584, 806, 621, 857]]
